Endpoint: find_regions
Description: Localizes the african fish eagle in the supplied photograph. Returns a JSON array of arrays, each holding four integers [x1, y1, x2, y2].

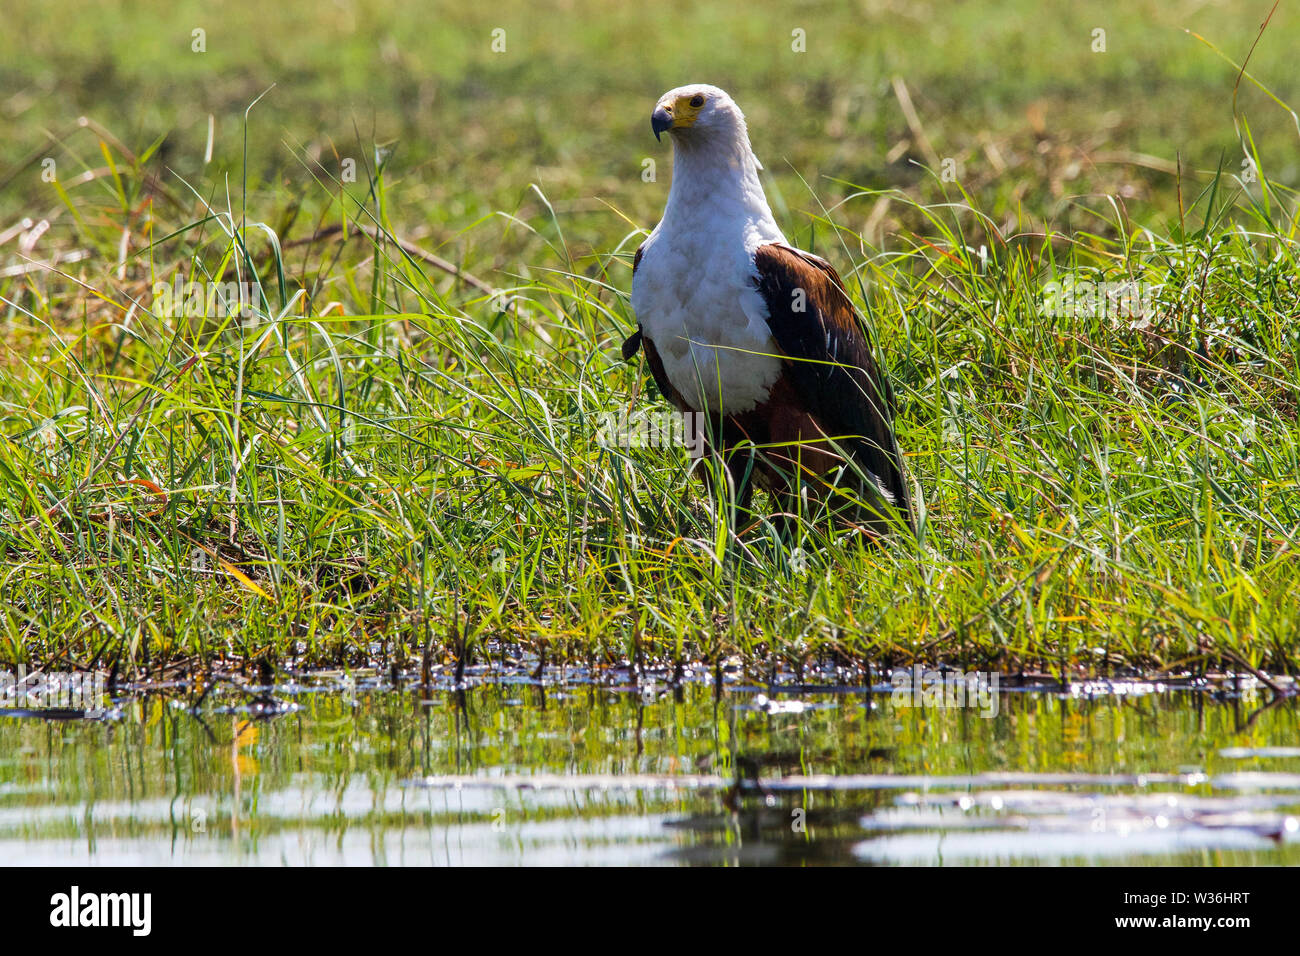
[[623, 84, 915, 533]]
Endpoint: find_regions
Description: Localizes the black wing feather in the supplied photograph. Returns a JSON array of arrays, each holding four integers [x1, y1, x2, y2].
[[753, 243, 914, 527]]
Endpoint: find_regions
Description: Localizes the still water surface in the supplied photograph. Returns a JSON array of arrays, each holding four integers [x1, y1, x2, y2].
[[2, 665, 1298, 865]]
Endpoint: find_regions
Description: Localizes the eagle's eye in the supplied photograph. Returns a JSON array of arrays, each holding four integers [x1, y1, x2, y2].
[[689, 94, 705, 108]]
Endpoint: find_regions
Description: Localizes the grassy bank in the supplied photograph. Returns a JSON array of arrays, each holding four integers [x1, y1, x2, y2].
[[1, 0, 1298, 678]]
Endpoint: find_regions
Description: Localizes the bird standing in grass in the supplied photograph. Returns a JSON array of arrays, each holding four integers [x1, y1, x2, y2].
[[624, 84, 915, 534]]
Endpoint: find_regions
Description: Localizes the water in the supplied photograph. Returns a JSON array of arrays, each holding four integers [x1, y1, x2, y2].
[[2, 665, 1298, 865]]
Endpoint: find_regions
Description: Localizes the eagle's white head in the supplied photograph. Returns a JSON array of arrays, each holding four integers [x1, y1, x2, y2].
[[647, 83, 775, 232], [651, 84, 742, 139], [650, 84, 757, 162]]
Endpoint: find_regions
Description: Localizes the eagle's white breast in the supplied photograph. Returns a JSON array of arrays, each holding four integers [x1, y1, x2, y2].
[[632, 225, 784, 415]]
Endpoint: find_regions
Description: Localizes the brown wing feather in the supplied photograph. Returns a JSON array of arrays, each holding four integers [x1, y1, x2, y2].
[[752, 242, 914, 527]]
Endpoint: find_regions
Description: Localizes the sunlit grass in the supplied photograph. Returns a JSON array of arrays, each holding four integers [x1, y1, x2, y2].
[[1, 0, 1299, 678], [1, 111, 1298, 680]]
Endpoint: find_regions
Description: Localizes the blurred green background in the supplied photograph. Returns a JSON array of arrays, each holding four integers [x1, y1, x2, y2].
[[2, 0, 1296, 263]]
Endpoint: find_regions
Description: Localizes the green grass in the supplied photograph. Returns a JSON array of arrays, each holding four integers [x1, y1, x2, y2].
[[1, 0, 1299, 678]]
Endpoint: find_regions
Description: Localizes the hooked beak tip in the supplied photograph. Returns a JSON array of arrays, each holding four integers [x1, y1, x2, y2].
[[651, 107, 673, 142]]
